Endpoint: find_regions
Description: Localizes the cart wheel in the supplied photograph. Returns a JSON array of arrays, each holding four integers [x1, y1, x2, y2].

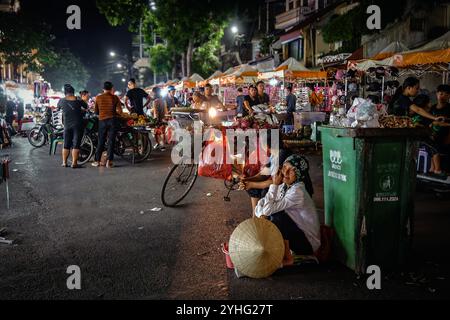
[[161, 160, 198, 207], [119, 131, 152, 164]]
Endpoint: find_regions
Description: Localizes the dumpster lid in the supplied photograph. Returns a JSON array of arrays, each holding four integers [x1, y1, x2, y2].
[[318, 126, 430, 138]]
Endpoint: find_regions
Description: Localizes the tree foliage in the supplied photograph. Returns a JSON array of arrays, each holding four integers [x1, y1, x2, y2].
[[96, 0, 150, 32], [259, 34, 276, 56], [192, 22, 226, 78], [42, 49, 90, 92], [148, 44, 173, 75], [0, 12, 57, 73], [98, 0, 235, 78]]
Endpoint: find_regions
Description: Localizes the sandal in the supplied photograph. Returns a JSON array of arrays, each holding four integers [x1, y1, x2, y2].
[[71, 164, 81, 169], [61, 163, 68, 167]]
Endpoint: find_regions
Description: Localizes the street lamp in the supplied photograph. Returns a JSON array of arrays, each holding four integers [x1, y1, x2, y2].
[[117, 63, 123, 69], [231, 26, 238, 34], [122, 78, 126, 82], [110, 51, 116, 57]]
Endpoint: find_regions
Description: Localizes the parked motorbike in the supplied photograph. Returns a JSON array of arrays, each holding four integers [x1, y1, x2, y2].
[[27, 107, 54, 148]]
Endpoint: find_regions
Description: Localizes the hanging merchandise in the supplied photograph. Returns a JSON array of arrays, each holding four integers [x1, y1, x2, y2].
[[297, 86, 311, 111]]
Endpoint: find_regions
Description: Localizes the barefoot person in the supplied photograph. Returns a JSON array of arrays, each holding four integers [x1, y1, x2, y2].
[[254, 154, 320, 266], [59, 84, 85, 168]]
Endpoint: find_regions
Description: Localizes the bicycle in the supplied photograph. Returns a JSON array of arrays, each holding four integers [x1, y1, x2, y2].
[[83, 113, 152, 164], [160, 110, 243, 207]]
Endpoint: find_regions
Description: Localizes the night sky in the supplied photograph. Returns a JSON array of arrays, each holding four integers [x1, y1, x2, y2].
[[20, 0, 133, 92]]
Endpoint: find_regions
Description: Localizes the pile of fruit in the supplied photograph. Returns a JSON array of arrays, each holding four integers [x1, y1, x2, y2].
[[379, 115, 416, 128], [122, 113, 158, 127], [235, 115, 278, 130]]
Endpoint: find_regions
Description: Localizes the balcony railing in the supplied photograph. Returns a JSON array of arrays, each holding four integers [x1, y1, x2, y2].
[[275, 6, 314, 30]]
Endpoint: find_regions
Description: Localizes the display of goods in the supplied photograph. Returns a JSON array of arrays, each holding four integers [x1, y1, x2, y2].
[[379, 115, 415, 128], [235, 115, 278, 130], [170, 107, 203, 113], [122, 114, 158, 127], [309, 91, 324, 107]]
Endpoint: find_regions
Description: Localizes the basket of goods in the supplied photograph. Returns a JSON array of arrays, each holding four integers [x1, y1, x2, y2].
[[379, 115, 416, 128]]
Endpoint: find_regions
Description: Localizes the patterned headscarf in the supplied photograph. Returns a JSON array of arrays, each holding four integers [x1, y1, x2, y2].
[[283, 154, 314, 197], [284, 155, 309, 183]]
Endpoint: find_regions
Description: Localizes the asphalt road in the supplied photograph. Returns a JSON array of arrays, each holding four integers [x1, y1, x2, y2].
[[0, 138, 449, 300]]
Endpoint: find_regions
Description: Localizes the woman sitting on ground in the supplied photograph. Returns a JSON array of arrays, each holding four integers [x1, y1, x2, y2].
[[254, 154, 321, 266]]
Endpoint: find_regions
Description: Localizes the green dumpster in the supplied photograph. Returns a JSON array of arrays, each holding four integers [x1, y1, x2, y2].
[[319, 126, 427, 274]]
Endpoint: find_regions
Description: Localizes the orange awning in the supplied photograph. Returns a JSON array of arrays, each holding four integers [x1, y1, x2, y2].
[[288, 70, 328, 79], [397, 48, 450, 67]]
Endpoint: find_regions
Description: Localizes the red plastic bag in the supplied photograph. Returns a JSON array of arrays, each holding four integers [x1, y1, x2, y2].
[[198, 134, 232, 181]]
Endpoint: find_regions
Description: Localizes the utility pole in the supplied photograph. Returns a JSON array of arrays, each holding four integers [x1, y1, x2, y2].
[[153, 30, 157, 85], [139, 19, 143, 59]]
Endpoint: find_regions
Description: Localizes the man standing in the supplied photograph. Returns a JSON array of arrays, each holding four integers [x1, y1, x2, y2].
[[165, 86, 179, 111], [285, 86, 296, 126], [92, 82, 123, 168], [59, 84, 84, 168], [204, 83, 224, 109], [236, 87, 245, 116], [124, 78, 151, 115], [243, 85, 259, 116], [256, 81, 270, 105]]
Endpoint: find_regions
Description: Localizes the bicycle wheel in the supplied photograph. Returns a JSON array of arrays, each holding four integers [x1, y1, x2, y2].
[[78, 135, 94, 165], [28, 126, 47, 148], [117, 131, 151, 164], [161, 160, 198, 207], [133, 132, 152, 163]]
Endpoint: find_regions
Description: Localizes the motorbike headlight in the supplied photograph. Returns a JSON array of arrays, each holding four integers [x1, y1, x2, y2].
[[208, 107, 217, 118]]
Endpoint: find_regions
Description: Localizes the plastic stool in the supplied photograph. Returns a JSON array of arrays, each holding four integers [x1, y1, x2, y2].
[[49, 132, 64, 155], [417, 148, 429, 173]]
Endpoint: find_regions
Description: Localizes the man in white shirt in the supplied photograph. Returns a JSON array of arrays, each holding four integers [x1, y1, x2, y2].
[[255, 154, 321, 266]]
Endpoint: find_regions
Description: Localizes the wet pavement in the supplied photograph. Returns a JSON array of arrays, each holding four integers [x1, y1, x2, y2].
[[0, 138, 449, 299]]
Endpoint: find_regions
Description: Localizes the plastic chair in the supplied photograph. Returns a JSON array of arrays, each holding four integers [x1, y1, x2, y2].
[[49, 130, 64, 155], [417, 147, 429, 174]]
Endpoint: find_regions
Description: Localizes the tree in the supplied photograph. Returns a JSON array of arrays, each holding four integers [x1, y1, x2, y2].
[[0, 12, 57, 73], [42, 49, 90, 92], [148, 44, 173, 77], [259, 34, 276, 56], [96, 0, 150, 32], [97, 0, 236, 78], [192, 22, 226, 77]]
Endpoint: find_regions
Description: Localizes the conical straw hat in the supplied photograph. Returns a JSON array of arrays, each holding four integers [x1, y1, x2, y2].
[[229, 218, 285, 278]]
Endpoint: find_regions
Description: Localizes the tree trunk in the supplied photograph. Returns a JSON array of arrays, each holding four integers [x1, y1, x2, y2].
[[186, 38, 194, 77], [171, 53, 177, 79], [181, 52, 186, 78]]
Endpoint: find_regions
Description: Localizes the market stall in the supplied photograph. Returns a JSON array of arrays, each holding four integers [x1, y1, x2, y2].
[[219, 65, 259, 107]]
